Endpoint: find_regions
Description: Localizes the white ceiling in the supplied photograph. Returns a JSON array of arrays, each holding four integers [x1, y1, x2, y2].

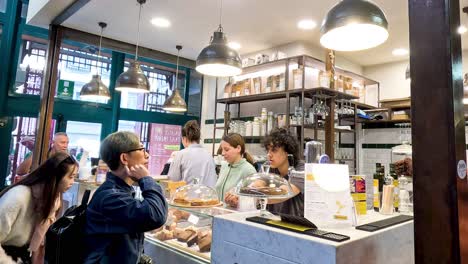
[[29, 0, 468, 67]]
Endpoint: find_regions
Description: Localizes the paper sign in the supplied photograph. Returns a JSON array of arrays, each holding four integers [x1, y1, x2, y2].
[[304, 163, 355, 228], [188, 214, 199, 225]]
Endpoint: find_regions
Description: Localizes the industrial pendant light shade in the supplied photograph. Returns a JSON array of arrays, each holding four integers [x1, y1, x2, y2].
[[163, 45, 187, 112], [115, 0, 150, 93], [80, 75, 111, 100], [80, 22, 111, 100], [320, 0, 389, 51], [196, 28, 242, 77], [115, 61, 150, 93], [196, 0, 242, 77]]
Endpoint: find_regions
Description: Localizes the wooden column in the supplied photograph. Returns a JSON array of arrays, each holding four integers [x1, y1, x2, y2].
[[31, 25, 63, 169], [325, 49, 335, 161], [409, 0, 467, 262]]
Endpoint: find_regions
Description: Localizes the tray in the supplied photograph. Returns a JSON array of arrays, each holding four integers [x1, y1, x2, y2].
[[355, 214, 413, 232]]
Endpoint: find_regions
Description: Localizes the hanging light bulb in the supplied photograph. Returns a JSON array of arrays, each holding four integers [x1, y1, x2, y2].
[[115, 0, 150, 93], [80, 22, 111, 100], [196, 0, 242, 77], [163, 45, 188, 112], [320, 0, 389, 51]]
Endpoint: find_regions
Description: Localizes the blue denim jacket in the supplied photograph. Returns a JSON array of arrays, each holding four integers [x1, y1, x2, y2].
[[83, 173, 167, 264]]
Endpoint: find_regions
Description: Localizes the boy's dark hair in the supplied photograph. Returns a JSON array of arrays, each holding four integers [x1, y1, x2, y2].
[[263, 128, 301, 166]]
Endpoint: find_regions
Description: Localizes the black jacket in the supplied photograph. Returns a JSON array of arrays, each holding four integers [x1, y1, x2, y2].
[[83, 172, 167, 264]]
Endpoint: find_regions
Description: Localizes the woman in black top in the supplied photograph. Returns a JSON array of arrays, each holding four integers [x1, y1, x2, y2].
[[263, 128, 305, 217]]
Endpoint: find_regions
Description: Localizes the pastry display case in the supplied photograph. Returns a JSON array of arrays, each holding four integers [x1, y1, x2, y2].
[[145, 205, 235, 264]]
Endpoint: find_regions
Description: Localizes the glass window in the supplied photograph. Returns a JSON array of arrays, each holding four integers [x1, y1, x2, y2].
[[57, 44, 112, 103], [120, 59, 185, 112], [7, 117, 56, 185], [66, 121, 102, 160], [0, 0, 6, 13], [187, 69, 202, 117], [20, 2, 27, 18], [14, 35, 48, 95], [118, 120, 182, 175]]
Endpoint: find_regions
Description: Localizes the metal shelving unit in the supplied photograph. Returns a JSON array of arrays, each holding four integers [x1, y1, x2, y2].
[[211, 55, 380, 174]]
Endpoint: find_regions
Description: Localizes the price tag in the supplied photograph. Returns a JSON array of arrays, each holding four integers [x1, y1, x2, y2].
[[188, 214, 199, 225]]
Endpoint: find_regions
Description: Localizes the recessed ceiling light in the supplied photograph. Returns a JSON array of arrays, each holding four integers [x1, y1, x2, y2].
[[458, 26, 467, 34], [392, 48, 409, 56], [151, 17, 171, 28], [297, 19, 317, 30], [228, 42, 241, 50]]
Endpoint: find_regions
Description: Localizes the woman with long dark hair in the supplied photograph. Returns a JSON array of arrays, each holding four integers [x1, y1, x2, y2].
[[0, 152, 78, 264]]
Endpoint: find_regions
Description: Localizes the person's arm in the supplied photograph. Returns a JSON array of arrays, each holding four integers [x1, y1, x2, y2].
[[0, 188, 28, 264], [16, 155, 32, 176], [206, 159, 218, 188], [167, 152, 182, 181], [100, 176, 168, 233]]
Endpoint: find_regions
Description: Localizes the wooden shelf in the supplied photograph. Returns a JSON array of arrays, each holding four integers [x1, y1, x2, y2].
[[217, 90, 289, 104], [303, 87, 358, 100], [363, 119, 411, 124], [352, 102, 377, 110], [215, 127, 226, 130], [303, 125, 355, 133], [336, 158, 356, 161], [216, 87, 358, 105]]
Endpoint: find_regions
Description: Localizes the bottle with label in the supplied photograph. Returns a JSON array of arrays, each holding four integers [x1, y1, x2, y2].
[[224, 78, 233, 98], [319, 71, 331, 88], [373, 163, 383, 211], [293, 67, 303, 89], [389, 163, 399, 212], [261, 108, 268, 136], [96, 160, 109, 184]]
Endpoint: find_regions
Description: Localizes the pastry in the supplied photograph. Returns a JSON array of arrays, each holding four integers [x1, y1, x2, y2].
[[165, 222, 177, 231], [186, 233, 198, 247], [173, 198, 190, 206], [240, 187, 287, 196], [155, 229, 173, 241], [190, 199, 219, 206], [198, 233, 212, 252], [176, 230, 196, 242], [173, 228, 184, 238]]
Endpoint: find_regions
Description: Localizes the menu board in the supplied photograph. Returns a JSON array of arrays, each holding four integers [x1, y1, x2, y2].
[[149, 124, 182, 175], [304, 164, 356, 228]]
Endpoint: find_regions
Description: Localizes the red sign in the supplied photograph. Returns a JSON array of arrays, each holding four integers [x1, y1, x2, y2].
[[148, 123, 182, 175]]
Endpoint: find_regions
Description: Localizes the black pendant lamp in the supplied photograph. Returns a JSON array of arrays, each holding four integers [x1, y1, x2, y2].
[[320, 0, 389, 51], [80, 22, 111, 100], [196, 0, 242, 77], [115, 0, 150, 93], [163, 45, 188, 112]]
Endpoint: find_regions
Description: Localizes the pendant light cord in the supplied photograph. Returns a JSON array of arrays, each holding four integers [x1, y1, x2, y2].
[[97, 24, 105, 75], [135, 1, 143, 61], [174, 47, 181, 92], [219, 0, 223, 29]]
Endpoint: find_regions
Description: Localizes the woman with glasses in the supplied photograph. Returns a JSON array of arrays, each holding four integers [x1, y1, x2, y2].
[[0, 152, 78, 264], [168, 120, 217, 187], [83, 131, 167, 264]]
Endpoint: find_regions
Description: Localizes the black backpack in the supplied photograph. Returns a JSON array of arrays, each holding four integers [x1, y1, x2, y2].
[[45, 189, 91, 264]]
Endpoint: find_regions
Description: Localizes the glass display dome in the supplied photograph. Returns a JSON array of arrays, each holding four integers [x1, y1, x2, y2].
[[235, 172, 293, 218], [170, 180, 221, 208]]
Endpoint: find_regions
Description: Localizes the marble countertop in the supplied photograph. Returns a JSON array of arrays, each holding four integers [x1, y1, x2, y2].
[[214, 210, 413, 247]]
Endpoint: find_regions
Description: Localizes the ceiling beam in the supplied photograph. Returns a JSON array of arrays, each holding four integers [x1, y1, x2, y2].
[[61, 26, 196, 69], [51, 0, 91, 26]]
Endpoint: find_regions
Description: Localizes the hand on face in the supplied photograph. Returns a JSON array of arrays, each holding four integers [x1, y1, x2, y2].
[[125, 164, 150, 181]]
